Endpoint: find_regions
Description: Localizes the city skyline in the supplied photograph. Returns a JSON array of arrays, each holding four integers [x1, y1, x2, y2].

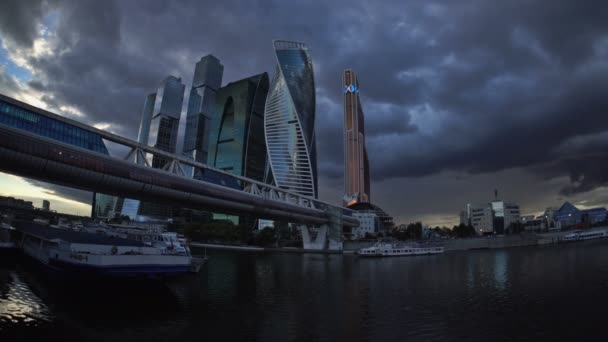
[[1, 1, 608, 226]]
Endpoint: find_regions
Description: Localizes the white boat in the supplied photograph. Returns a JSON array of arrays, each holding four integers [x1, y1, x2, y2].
[[17, 223, 193, 278], [0, 222, 16, 250], [82, 223, 191, 256], [561, 229, 608, 242], [357, 242, 444, 257]]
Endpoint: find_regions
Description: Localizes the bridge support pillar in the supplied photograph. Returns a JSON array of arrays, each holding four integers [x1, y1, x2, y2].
[[300, 225, 327, 250], [300, 206, 344, 250]]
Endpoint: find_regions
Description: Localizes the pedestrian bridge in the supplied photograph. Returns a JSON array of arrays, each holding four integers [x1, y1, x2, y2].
[[0, 94, 358, 243]]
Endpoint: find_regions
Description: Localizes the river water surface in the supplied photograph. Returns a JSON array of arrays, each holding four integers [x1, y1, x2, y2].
[[2, 240, 608, 341]]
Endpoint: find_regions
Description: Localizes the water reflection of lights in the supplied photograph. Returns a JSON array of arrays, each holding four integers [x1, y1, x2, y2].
[[0, 272, 51, 325]]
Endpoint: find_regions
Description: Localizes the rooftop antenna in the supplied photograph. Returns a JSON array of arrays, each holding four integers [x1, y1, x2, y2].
[[494, 189, 498, 201]]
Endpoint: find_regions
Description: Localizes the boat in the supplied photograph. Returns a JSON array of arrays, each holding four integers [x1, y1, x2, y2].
[[0, 222, 17, 252], [357, 242, 444, 257], [15, 222, 193, 278], [82, 223, 192, 257], [560, 229, 608, 242]]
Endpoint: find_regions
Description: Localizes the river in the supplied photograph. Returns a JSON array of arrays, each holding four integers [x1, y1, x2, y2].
[[2, 240, 608, 341]]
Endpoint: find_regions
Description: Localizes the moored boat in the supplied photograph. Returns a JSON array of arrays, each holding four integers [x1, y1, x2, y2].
[[357, 242, 444, 257], [0, 222, 17, 252], [15, 223, 193, 278], [560, 229, 608, 243]]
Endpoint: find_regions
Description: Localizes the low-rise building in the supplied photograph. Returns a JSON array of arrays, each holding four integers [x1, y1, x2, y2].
[[470, 206, 494, 235], [0, 196, 34, 210], [553, 202, 607, 229], [463, 200, 520, 235], [352, 212, 380, 239], [521, 215, 543, 232]]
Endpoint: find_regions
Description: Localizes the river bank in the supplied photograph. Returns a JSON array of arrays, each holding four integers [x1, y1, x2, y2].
[[191, 227, 607, 254]]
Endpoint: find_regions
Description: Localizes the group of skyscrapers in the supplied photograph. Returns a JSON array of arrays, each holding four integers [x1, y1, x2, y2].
[[94, 40, 319, 223], [94, 39, 392, 231]]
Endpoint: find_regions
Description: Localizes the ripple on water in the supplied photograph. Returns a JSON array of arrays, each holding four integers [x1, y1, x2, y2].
[[0, 271, 52, 329]]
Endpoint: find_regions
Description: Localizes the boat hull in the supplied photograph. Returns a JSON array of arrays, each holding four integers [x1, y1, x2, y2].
[[47, 258, 191, 278], [357, 244, 444, 257]]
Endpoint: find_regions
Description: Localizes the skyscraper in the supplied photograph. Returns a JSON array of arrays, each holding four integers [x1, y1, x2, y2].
[[148, 75, 185, 168], [208, 72, 269, 181], [207, 73, 270, 226], [121, 75, 185, 221], [137, 93, 157, 144], [264, 40, 318, 198], [343, 69, 370, 206], [183, 55, 224, 169]]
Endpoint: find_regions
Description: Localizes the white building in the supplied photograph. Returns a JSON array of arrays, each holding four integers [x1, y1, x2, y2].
[[352, 212, 380, 239], [470, 206, 494, 235], [466, 200, 520, 235]]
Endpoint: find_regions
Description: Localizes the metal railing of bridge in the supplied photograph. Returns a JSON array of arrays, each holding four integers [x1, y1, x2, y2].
[[0, 93, 356, 225]]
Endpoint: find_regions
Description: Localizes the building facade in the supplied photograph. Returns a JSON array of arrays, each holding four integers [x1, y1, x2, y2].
[[470, 205, 494, 235], [352, 212, 380, 239], [208, 73, 269, 181], [465, 200, 520, 235], [137, 93, 157, 144], [343, 69, 370, 206], [121, 76, 185, 221], [183, 55, 224, 168], [264, 40, 318, 198], [207, 73, 270, 226], [148, 75, 185, 167], [553, 202, 607, 229], [42, 200, 50, 211]]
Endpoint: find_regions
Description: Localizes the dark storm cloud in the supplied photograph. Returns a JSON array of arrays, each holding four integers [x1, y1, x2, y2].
[[1, 0, 608, 216], [0, 0, 46, 47]]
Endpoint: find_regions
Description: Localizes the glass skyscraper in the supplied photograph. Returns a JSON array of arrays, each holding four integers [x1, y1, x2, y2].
[[148, 75, 184, 168], [137, 93, 156, 144], [208, 72, 269, 181], [207, 73, 270, 226], [121, 76, 185, 221], [183, 55, 224, 170], [264, 40, 318, 198], [343, 69, 370, 206]]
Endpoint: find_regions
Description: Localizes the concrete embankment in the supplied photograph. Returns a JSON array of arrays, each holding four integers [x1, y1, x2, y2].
[[191, 227, 606, 254], [190, 242, 265, 252], [344, 228, 606, 252], [189, 242, 342, 254]]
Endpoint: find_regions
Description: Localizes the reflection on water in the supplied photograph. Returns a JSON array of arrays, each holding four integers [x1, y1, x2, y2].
[[0, 269, 51, 326], [2, 241, 608, 341]]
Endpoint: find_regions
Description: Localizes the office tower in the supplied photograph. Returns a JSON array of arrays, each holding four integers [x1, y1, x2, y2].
[[207, 73, 270, 225], [121, 76, 185, 221], [137, 93, 157, 144], [264, 40, 318, 198], [42, 200, 50, 211], [208, 73, 269, 180], [343, 69, 370, 207], [148, 75, 185, 168], [183, 55, 224, 170]]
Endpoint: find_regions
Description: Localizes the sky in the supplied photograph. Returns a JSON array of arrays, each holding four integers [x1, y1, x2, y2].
[[1, 0, 608, 226]]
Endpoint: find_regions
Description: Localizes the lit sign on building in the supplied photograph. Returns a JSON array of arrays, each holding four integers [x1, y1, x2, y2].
[[344, 84, 358, 94]]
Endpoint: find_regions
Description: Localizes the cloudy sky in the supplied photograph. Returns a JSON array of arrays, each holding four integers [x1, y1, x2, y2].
[[1, 0, 608, 226]]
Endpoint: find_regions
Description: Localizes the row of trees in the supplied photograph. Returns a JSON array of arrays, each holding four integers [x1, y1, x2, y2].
[[169, 221, 302, 247], [390, 222, 477, 240]]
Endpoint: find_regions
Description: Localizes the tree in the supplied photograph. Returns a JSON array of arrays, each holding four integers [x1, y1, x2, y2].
[[254, 227, 277, 247], [393, 222, 423, 240], [452, 223, 475, 238], [406, 222, 423, 240]]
